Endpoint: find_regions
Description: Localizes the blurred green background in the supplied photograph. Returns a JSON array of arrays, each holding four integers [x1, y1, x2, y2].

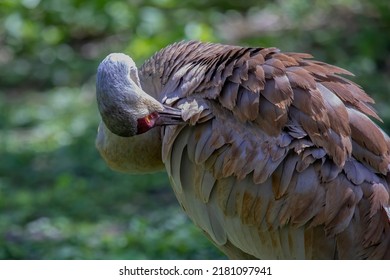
[[0, 0, 389, 259]]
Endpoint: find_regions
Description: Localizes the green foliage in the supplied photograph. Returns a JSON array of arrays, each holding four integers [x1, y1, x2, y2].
[[0, 0, 389, 259]]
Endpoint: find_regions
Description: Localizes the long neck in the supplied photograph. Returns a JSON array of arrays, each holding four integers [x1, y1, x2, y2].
[[96, 122, 164, 173]]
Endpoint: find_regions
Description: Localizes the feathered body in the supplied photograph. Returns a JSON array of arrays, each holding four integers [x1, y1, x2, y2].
[[97, 41, 390, 259]]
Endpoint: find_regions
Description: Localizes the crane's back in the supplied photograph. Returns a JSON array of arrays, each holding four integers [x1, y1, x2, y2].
[[139, 41, 390, 259]]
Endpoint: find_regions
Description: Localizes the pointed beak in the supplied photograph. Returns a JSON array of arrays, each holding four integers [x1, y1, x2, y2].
[[155, 105, 184, 126]]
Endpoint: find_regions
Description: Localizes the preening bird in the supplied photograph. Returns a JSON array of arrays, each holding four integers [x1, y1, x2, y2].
[[96, 41, 390, 259]]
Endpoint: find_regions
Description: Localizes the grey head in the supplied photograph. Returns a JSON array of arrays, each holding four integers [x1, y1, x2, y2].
[[96, 53, 182, 137]]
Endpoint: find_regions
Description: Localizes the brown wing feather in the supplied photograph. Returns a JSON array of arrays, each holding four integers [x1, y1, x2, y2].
[[140, 40, 390, 259]]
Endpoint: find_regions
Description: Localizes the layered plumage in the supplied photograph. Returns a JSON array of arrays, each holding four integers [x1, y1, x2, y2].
[[97, 41, 390, 259]]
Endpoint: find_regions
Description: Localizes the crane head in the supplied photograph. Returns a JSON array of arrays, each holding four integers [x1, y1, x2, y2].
[[96, 53, 183, 137]]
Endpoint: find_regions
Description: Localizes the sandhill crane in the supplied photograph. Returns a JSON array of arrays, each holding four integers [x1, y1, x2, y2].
[[95, 41, 390, 259]]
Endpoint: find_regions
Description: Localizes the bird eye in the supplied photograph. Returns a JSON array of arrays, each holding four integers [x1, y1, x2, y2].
[[144, 114, 153, 125], [136, 112, 159, 134]]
